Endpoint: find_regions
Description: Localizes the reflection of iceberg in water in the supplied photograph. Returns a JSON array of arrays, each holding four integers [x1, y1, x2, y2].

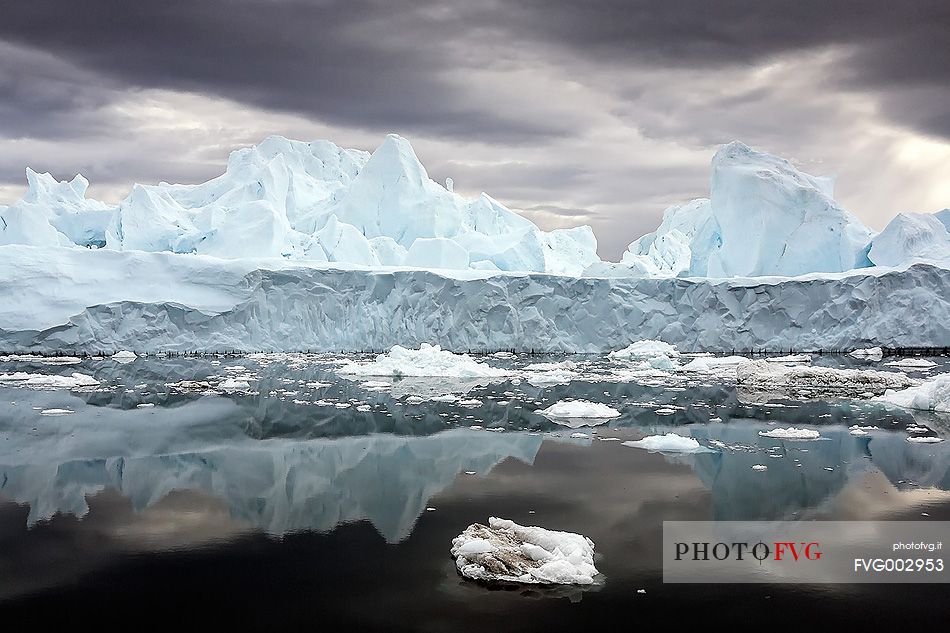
[[0, 390, 543, 542], [686, 422, 950, 520]]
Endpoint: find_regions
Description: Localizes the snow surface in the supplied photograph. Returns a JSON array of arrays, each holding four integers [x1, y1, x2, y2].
[[4, 245, 948, 353], [451, 517, 599, 585], [622, 433, 714, 453], [875, 374, 950, 413]]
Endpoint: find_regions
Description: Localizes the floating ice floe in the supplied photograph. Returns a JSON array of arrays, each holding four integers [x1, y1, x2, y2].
[[681, 356, 750, 374], [451, 517, 600, 585], [0, 372, 99, 389], [111, 350, 137, 363], [218, 378, 252, 392], [537, 400, 620, 428], [907, 436, 944, 444], [850, 347, 884, 359], [609, 340, 679, 361], [874, 374, 950, 413], [758, 427, 821, 440], [764, 354, 811, 364], [40, 408, 73, 416], [0, 354, 82, 365], [884, 358, 938, 370], [338, 344, 509, 379], [622, 433, 714, 453], [523, 368, 579, 386], [751, 464, 768, 471], [736, 360, 913, 398]]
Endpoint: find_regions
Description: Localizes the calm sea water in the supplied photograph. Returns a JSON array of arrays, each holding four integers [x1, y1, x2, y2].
[[1, 353, 949, 628]]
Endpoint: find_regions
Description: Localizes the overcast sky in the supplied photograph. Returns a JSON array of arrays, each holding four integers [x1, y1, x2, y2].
[[1, 1, 948, 258]]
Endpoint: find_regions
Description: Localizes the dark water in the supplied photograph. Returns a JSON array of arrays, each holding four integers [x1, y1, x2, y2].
[[1, 353, 949, 628]]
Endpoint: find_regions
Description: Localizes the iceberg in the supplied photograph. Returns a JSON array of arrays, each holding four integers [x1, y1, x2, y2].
[[1, 133, 950, 354], [875, 374, 950, 413], [868, 211, 950, 268], [605, 142, 877, 278], [450, 517, 599, 585], [3, 134, 599, 275]]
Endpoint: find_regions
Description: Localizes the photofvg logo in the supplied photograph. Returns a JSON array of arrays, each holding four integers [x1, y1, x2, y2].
[[674, 540, 822, 563], [663, 521, 948, 584]]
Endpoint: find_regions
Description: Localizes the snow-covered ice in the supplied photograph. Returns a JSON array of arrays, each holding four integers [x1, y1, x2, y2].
[[451, 517, 599, 585], [622, 433, 714, 453]]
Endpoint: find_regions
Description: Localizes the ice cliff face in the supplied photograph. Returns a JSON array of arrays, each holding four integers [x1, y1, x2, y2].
[[2, 245, 947, 353]]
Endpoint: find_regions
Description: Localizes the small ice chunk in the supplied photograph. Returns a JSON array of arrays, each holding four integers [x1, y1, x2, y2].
[[622, 433, 714, 454], [751, 464, 768, 471], [218, 378, 251, 392], [451, 517, 599, 585], [849, 347, 883, 359], [907, 436, 944, 444], [136, 403, 155, 408], [538, 400, 620, 419], [40, 408, 73, 416], [758, 427, 820, 440], [338, 344, 509, 379], [885, 358, 937, 369]]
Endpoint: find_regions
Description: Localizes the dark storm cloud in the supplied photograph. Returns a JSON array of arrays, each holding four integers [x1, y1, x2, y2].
[[0, 0, 566, 143], [1, 1, 947, 141]]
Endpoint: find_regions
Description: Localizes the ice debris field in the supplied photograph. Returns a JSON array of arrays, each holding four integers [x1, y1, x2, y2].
[[0, 134, 948, 353]]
